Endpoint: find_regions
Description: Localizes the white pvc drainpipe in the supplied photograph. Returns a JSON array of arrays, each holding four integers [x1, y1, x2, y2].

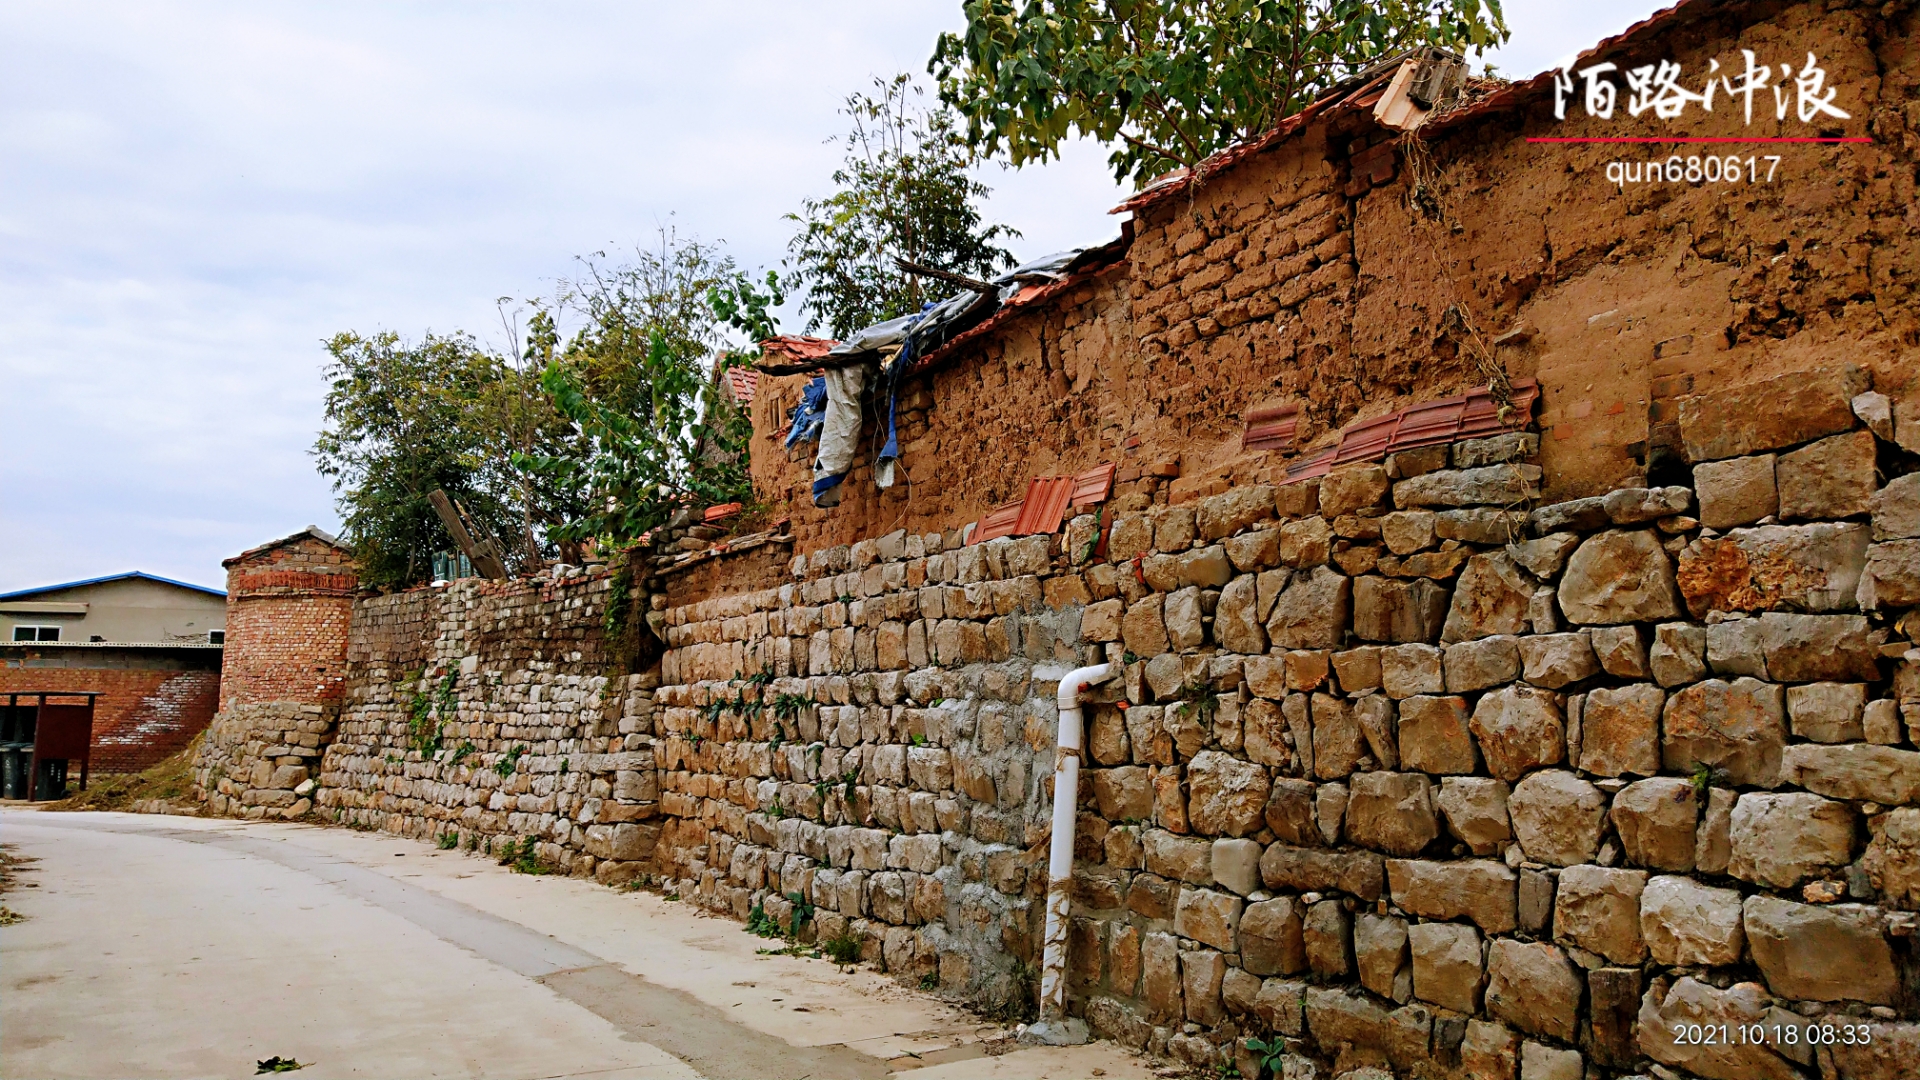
[[1026, 661, 1112, 1046]]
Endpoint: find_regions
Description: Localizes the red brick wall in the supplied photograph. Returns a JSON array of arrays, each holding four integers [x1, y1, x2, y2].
[[0, 667, 220, 775], [218, 537, 357, 710]]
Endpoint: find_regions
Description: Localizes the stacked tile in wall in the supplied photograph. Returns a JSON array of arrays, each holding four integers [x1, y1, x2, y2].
[[653, 363, 1920, 1080], [314, 569, 664, 881]]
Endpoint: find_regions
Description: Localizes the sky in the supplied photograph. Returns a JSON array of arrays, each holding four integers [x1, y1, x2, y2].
[[0, 0, 1670, 593]]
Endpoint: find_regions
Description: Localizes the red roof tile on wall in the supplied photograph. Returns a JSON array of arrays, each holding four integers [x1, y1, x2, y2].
[[1014, 476, 1076, 537], [1277, 379, 1539, 484], [1070, 463, 1117, 507], [972, 502, 1024, 545], [1242, 404, 1300, 452]]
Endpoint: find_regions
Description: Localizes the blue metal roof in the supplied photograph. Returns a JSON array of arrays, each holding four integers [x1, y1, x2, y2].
[[0, 571, 226, 602]]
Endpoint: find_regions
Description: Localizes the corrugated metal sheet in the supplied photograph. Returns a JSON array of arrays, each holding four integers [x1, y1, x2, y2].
[[972, 502, 1024, 545], [1242, 404, 1300, 451], [1015, 476, 1076, 537], [1070, 463, 1116, 508]]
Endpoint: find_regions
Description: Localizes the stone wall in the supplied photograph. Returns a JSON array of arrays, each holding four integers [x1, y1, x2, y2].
[[649, 363, 1920, 1080], [311, 568, 664, 880]]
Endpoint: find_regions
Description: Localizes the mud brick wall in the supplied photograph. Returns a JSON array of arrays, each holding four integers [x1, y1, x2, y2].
[[312, 569, 664, 882], [653, 360, 1920, 1080], [747, 0, 1919, 553]]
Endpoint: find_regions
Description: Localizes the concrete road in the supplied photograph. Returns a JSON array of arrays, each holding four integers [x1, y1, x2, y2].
[[0, 810, 1156, 1080]]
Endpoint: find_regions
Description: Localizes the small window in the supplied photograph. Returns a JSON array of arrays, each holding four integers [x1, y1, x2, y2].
[[12, 626, 60, 642], [208, 630, 225, 645]]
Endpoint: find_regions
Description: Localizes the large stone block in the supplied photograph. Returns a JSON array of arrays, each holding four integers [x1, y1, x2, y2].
[[1173, 886, 1243, 952], [1440, 552, 1534, 644], [1164, 586, 1205, 650], [1185, 750, 1269, 837], [1260, 844, 1384, 900], [1395, 465, 1542, 510], [1704, 617, 1767, 677], [1279, 517, 1332, 567], [1757, 612, 1883, 681], [1781, 742, 1920, 804], [1214, 574, 1268, 654], [1693, 455, 1778, 528], [1777, 429, 1877, 520], [1610, 777, 1697, 872], [1398, 694, 1477, 775], [1240, 698, 1291, 770], [1862, 807, 1920, 909], [1637, 977, 1802, 1080], [1241, 896, 1307, 976], [1352, 575, 1450, 644], [1211, 837, 1261, 896], [1469, 684, 1565, 782], [1353, 912, 1410, 1001], [1262, 777, 1317, 846], [1408, 920, 1483, 1014], [1142, 931, 1183, 1020], [1675, 523, 1869, 617], [1444, 635, 1520, 692], [1380, 644, 1444, 699], [1345, 772, 1438, 857], [1454, 432, 1539, 468], [1662, 678, 1786, 788], [1198, 485, 1277, 540], [1589, 625, 1649, 679], [1435, 776, 1510, 855], [1509, 770, 1607, 866], [1122, 595, 1170, 657], [1557, 530, 1681, 625], [1518, 632, 1599, 689], [1860, 539, 1920, 611], [1485, 940, 1581, 1042], [1266, 566, 1350, 650], [1320, 466, 1389, 518], [1639, 875, 1744, 966], [1508, 532, 1581, 579], [1676, 363, 1869, 462], [1380, 511, 1437, 555], [1743, 895, 1898, 1004], [1386, 858, 1516, 933], [1311, 693, 1365, 779], [1872, 472, 1920, 540], [1727, 792, 1853, 888], [1303, 899, 1352, 977], [1553, 865, 1647, 964], [1787, 681, 1868, 743], [1578, 684, 1664, 777], [1648, 622, 1706, 687], [1434, 508, 1530, 544]]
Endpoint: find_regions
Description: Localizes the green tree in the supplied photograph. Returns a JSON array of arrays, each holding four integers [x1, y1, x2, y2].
[[512, 237, 770, 547], [930, 0, 1508, 185], [313, 330, 534, 589], [786, 73, 1019, 338]]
